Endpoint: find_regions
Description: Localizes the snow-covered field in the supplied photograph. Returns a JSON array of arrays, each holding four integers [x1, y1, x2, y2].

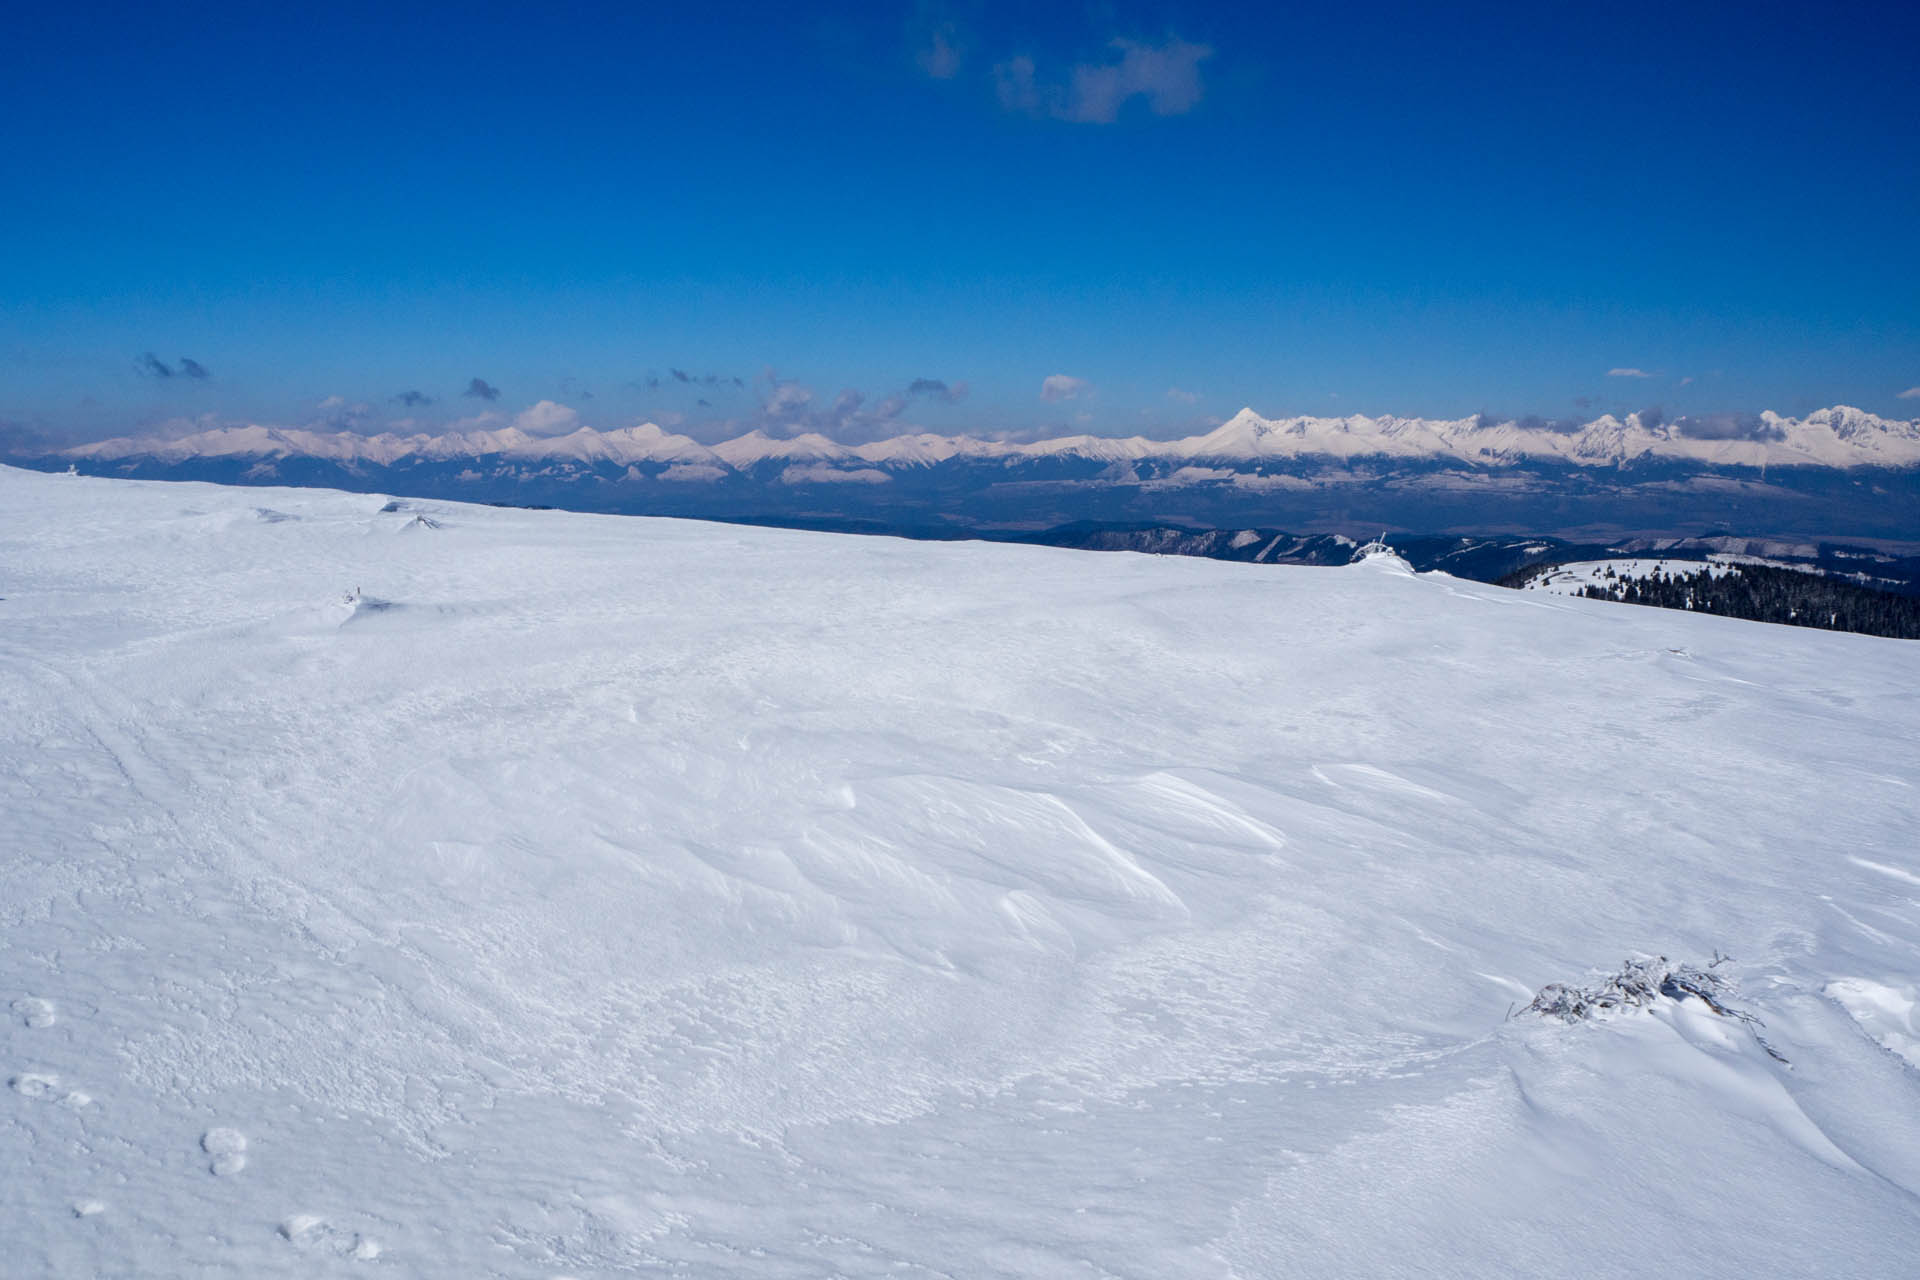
[[4, 465, 1918, 1278], [1514, 558, 1740, 597]]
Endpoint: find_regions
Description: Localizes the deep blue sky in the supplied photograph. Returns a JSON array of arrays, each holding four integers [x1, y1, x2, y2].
[[4, 0, 1917, 444]]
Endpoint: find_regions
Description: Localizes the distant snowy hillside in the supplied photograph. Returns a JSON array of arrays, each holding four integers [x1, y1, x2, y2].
[[4, 465, 1919, 1277], [1517, 557, 1744, 595], [1511, 556, 1920, 640]]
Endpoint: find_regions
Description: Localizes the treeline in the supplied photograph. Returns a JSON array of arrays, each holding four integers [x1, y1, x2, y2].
[[1567, 563, 1920, 640]]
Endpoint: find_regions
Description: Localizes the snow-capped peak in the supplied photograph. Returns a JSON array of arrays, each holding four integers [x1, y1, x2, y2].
[[48, 407, 1920, 472]]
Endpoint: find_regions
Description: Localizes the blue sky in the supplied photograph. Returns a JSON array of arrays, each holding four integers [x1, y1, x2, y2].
[[4, 0, 1917, 444]]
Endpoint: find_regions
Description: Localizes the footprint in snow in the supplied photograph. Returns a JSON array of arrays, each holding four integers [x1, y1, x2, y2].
[[10, 1072, 91, 1107], [73, 1200, 105, 1218], [280, 1214, 382, 1260], [202, 1127, 249, 1176], [10, 1072, 59, 1099], [12, 997, 56, 1028]]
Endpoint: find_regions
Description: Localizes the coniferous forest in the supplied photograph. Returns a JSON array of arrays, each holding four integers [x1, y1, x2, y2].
[[1509, 563, 1920, 640]]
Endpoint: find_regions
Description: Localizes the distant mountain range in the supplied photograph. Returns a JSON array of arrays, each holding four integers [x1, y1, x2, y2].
[[16, 406, 1920, 542], [52, 404, 1920, 471]]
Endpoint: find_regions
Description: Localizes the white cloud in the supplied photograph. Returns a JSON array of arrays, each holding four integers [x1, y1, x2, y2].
[[1167, 465, 1233, 484], [764, 382, 814, 418], [994, 56, 1044, 115], [996, 37, 1212, 125], [779, 464, 890, 485], [312, 397, 374, 431], [1040, 374, 1089, 402], [658, 463, 729, 483], [512, 400, 580, 436], [1608, 367, 1654, 379], [1898, 386, 1920, 400], [1679, 376, 1695, 387], [1166, 387, 1201, 404], [917, 25, 963, 79]]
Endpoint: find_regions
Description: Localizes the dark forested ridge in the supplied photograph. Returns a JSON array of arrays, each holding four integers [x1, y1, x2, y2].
[[1506, 562, 1920, 640]]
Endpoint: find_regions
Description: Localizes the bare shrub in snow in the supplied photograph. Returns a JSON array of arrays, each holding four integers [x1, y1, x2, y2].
[[1522, 954, 1788, 1061]]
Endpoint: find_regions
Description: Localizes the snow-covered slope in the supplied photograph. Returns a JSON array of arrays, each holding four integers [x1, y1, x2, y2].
[[1516, 558, 1743, 597], [4, 465, 1918, 1277]]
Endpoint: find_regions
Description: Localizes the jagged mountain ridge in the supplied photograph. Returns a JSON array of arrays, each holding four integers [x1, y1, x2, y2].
[[30, 405, 1920, 544], [55, 405, 1920, 472]]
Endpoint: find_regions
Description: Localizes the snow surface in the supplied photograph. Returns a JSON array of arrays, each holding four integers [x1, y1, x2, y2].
[[3, 464, 1919, 1278]]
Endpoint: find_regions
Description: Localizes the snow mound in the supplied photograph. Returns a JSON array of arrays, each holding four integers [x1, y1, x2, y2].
[[1826, 979, 1920, 1068]]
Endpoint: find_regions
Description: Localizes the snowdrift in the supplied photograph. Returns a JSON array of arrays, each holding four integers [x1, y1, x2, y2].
[[2, 465, 1917, 1277]]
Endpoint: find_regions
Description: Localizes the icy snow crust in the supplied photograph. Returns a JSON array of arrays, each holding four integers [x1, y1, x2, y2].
[[3, 465, 1918, 1277]]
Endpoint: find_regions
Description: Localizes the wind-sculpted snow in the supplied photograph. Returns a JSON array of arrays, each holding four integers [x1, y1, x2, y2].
[[3, 464, 1918, 1276]]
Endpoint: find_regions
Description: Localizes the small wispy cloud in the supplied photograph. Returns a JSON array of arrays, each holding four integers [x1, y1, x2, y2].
[[464, 377, 501, 401], [136, 352, 212, 380], [512, 400, 579, 437], [908, 377, 969, 403], [1040, 374, 1089, 402], [1898, 386, 1920, 400], [679, 369, 972, 445], [0, 416, 50, 454], [314, 396, 373, 430], [1674, 412, 1783, 442], [917, 24, 965, 79], [1679, 376, 1695, 387], [764, 380, 815, 418], [655, 368, 741, 390], [1166, 387, 1200, 404], [1607, 367, 1654, 379], [996, 38, 1212, 125], [391, 390, 434, 407]]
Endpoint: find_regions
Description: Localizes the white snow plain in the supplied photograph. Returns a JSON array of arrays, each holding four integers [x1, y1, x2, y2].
[[3, 464, 1918, 1278]]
